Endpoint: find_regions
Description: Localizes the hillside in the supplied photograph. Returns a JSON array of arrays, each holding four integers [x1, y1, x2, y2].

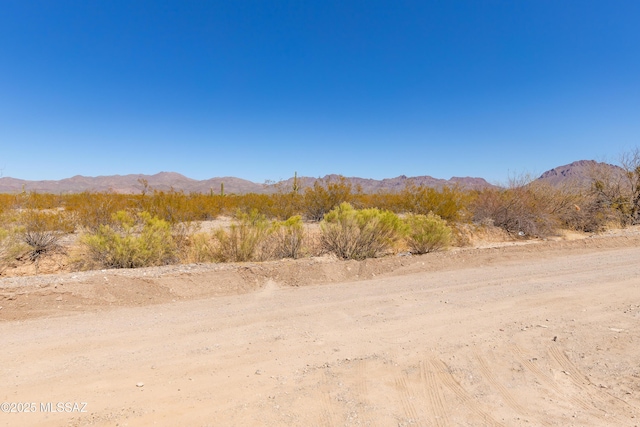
[[535, 160, 624, 187], [0, 160, 627, 194], [0, 172, 494, 194]]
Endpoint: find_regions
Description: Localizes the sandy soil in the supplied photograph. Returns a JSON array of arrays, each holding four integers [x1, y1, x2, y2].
[[1, 233, 640, 426]]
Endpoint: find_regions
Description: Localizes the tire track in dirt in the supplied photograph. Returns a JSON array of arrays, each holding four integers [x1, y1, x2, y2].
[[474, 353, 530, 417], [394, 374, 424, 426], [354, 359, 377, 427], [510, 344, 594, 413], [318, 369, 340, 427], [420, 359, 451, 427], [474, 351, 554, 426], [510, 343, 630, 423], [430, 359, 506, 427], [548, 345, 637, 421]]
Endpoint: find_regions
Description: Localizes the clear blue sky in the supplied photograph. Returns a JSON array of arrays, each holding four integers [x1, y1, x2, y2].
[[1, 1, 639, 184]]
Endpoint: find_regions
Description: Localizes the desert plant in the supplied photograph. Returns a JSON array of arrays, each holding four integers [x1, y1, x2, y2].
[[271, 215, 305, 259], [0, 228, 12, 272], [471, 187, 548, 237], [65, 192, 134, 232], [213, 210, 272, 262], [0, 195, 11, 216], [13, 191, 62, 211], [263, 178, 305, 220], [292, 171, 300, 194], [16, 209, 74, 273], [180, 231, 217, 263], [17, 208, 75, 234], [587, 149, 640, 226], [169, 220, 203, 264], [303, 176, 359, 221], [21, 230, 64, 273], [320, 203, 404, 260], [619, 148, 640, 224], [398, 184, 472, 222], [470, 175, 578, 237], [81, 211, 177, 269], [0, 227, 27, 274], [404, 213, 452, 254]]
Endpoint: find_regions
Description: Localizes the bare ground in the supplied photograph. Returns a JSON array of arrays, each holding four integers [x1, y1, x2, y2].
[[1, 232, 640, 426]]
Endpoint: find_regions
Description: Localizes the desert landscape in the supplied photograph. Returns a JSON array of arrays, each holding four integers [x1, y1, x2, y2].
[[1, 226, 639, 426], [4, 2, 639, 425], [2, 160, 640, 426]]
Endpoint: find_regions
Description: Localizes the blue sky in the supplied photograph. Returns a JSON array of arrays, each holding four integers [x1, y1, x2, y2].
[[1, 1, 639, 184]]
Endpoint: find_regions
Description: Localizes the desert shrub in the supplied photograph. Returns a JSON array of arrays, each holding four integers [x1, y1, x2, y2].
[[556, 188, 620, 232], [17, 208, 76, 234], [303, 176, 359, 221], [358, 191, 396, 212], [0, 194, 14, 216], [404, 213, 452, 254], [13, 191, 62, 210], [618, 148, 640, 224], [397, 184, 472, 222], [471, 176, 576, 238], [66, 190, 224, 232], [230, 193, 275, 218], [21, 230, 64, 273], [268, 192, 303, 220], [529, 181, 593, 233], [320, 203, 404, 260], [0, 228, 12, 272], [360, 185, 474, 222], [189, 193, 225, 220], [139, 190, 224, 223], [271, 215, 305, 259], [15, 209, 74, 273], [181, 214, 305, 263], [471, 188, 546, 237], [213, 210, 273, 262], [587, 151, 640, 226], [171, 221, 202, 260], [471, 176, 602, 237], [180, 231, 217, 264], [81, 211, 177, 269], [0, 227, 27, 273], [65, 192, 135, 231], [140, 190, 190, 223]]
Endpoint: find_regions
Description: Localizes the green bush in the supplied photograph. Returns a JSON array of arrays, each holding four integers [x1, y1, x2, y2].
[[81, 211, 177, 269], [271, 215, 305, 259], [320, 203, 404, 260], [213, 210, 272, 262], [404, 213, 452, 254]]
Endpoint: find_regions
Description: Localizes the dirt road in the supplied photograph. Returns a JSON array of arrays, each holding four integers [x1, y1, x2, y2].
[[1, 236, 640, 426]]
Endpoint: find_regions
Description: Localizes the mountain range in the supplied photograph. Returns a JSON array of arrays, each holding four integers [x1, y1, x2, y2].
[[0, 160, 620, 194], [0, 172, 494, 194]]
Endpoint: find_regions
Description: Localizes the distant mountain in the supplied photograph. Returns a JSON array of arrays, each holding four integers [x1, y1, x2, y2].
[[536, 160, 625, 187], [0, 172, 494, 194], [275, 174, 493, 193], [4, 161, 628, 194]]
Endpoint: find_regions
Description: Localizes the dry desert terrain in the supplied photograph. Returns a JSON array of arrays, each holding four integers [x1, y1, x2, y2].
[[1, 231, 640, 426]]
